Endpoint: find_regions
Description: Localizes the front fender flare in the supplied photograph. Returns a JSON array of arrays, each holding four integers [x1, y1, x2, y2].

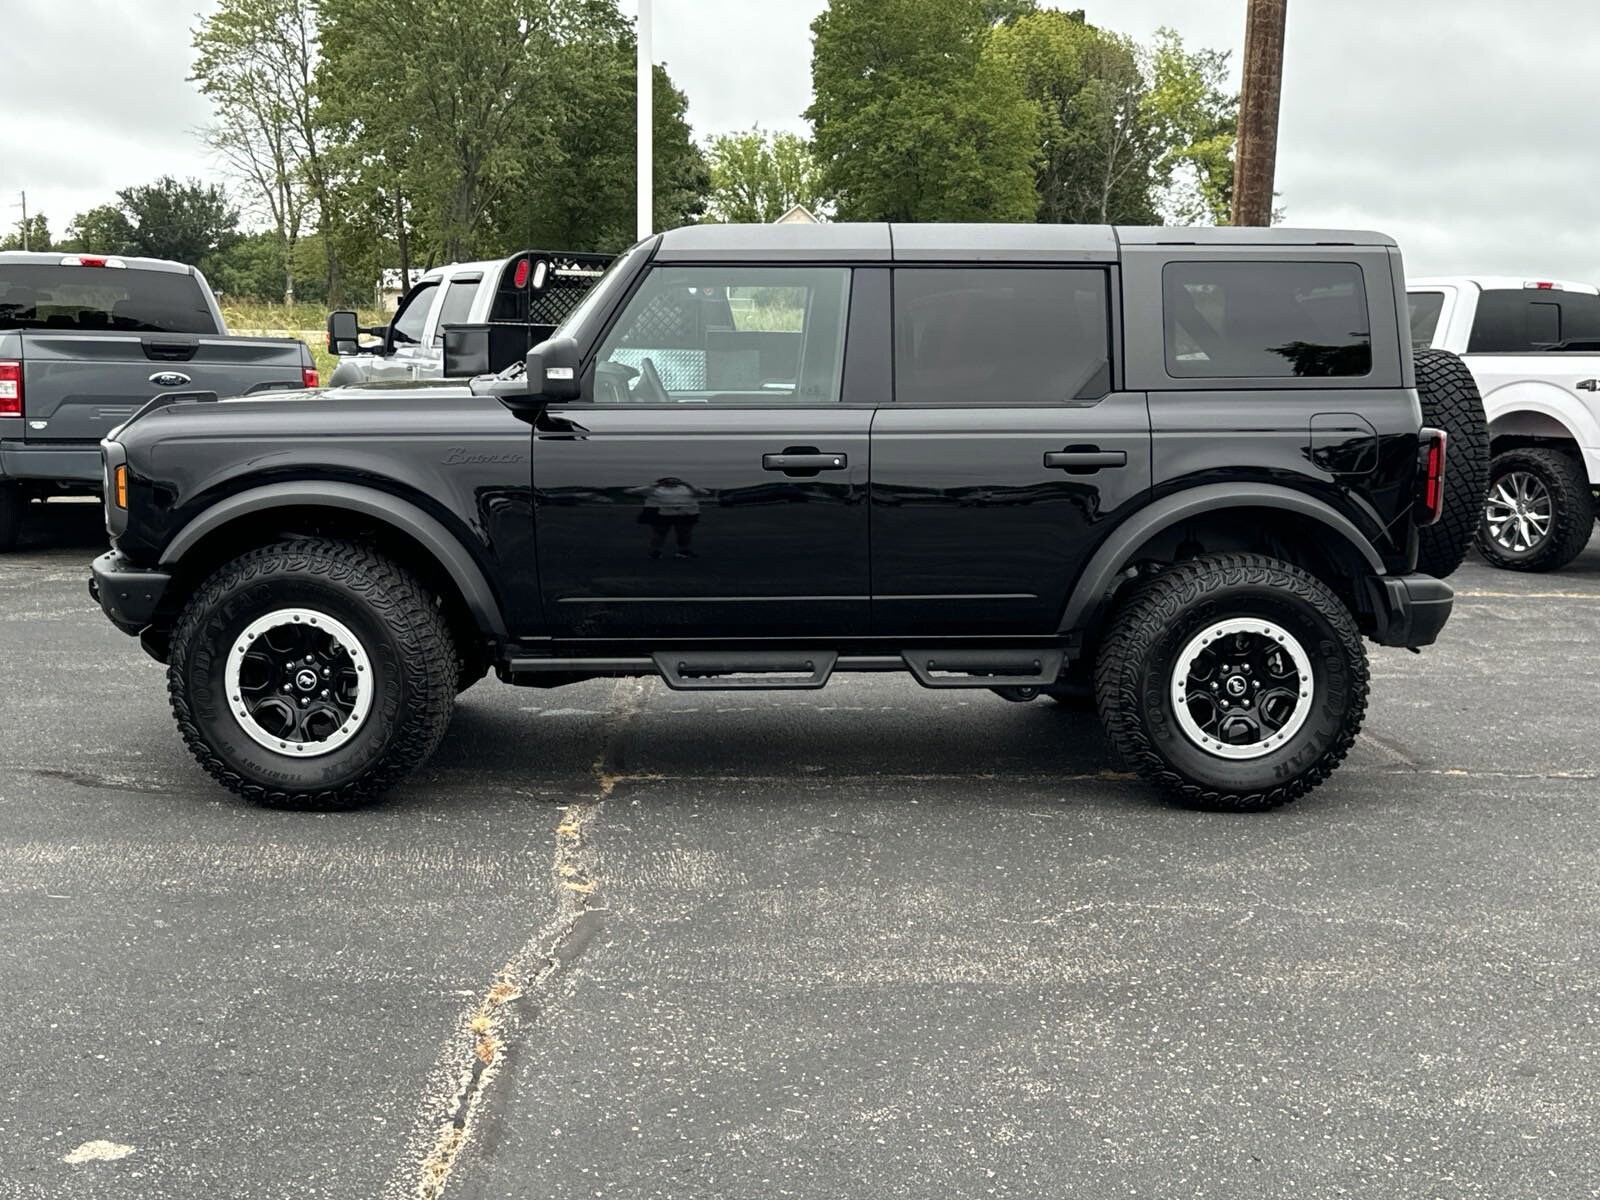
[[1058, 483, 1387, 635], [159, 480, 508, 638]]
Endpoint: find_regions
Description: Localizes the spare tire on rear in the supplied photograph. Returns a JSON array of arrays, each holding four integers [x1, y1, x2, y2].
[[1413, 349, 1488, 578]]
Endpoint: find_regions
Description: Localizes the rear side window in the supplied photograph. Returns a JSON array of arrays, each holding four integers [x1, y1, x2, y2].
[[1407, 291, 1445, 349], [433, 279, 478, 345], [1163, 261, 1372, 378], [1469, 288, 1600, 352], [0, 264, 215, 334], [894, 268, 1111, 404]]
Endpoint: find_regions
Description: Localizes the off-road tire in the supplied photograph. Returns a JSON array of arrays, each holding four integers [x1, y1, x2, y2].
[[167, 538, 458, 809], [1413, 349, 1488, 578], [0, 484, 21, 552], [1475, 447, 1595, 573], [1094, 553, 1369, 812]]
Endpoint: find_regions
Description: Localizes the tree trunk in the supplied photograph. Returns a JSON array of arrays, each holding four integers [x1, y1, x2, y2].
[[396, 190, 411, 290]]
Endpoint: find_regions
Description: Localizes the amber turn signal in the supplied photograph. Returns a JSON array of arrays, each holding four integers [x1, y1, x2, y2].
[[114, 464, 128, 509]]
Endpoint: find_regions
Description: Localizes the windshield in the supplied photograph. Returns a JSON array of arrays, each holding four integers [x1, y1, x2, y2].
[[550, 240, 650, 345], [0, 264, 216, 334]]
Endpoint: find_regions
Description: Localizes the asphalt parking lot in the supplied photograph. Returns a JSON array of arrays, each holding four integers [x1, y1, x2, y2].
[[3, 499, 1599, 1199]]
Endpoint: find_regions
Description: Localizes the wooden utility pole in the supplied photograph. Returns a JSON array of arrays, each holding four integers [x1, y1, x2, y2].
[[1231, 0, 1287, 227]]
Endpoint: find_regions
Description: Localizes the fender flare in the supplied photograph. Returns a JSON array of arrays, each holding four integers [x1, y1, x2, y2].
[[159, 480, 508, 638], [1058, 483, 1387, 634]]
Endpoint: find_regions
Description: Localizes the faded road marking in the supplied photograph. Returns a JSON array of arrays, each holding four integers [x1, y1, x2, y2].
[[62, 1141, 134, 1164]]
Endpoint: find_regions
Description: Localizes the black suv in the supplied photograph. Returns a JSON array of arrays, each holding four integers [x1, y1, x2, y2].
[[91, 224, 1463, 812]]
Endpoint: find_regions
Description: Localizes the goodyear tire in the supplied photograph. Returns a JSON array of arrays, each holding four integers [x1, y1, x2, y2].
[[1476, 446, 1595, 573], [1095, 553, 1368, 813], [1413, 349, 1488, 578], [167, 538, 458, 809], [0, 483, 20, 552]]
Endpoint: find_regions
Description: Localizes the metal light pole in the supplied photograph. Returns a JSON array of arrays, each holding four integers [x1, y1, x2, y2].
[[1231, 0, 1287, 227], [636, 0, 654, 241], [17, 191, 28, 251]]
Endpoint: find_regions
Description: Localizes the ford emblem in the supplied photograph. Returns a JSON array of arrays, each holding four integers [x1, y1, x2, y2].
[[149, 371, 192, 387]]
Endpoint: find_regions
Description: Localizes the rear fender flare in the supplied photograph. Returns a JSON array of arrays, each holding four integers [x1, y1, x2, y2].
[[159, 480, 508, 638], [1058, 483, 1386, 635]]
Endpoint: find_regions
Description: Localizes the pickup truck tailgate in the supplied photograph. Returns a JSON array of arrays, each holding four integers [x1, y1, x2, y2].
[[17, 332, 310, 441]]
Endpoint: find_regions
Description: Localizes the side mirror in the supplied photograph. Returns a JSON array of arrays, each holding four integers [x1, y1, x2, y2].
[[326, 310, 361, 356], [477, 336, 583, 418], [527, 337, 582, 402]]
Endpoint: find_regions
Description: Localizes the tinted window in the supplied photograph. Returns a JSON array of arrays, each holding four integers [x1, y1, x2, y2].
[[433, 279, 478, 345], [1164, 261, 1372, 378], [0, 264, 216, 334], [894, 268, 1110, 404], [1407, 291, 1445, 349], [595, 266, 850, 405], [390, 281, 438, 346], [1564, 292, 1600, 342]]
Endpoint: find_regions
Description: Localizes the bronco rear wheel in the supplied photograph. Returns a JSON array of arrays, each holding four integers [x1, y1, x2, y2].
[[167, 538, 458, 808], [1094, 553, 1369, 812]]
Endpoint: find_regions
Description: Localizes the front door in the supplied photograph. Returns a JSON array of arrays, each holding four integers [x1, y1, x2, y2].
[[871, 265, 1152, 636], [532, 262, 870, 640]]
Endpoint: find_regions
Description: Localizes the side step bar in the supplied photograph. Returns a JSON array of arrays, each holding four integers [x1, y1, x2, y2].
[[504, 649, 1066, 691], [653, 651, 837, 690], [902, 648, 1065, 689]]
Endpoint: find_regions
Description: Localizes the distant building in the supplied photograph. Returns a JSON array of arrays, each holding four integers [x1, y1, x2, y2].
[[775, 204, 820, 225], [377, 269, 411, 313]]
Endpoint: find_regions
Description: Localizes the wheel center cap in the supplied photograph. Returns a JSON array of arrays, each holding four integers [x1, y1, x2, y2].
[[1225, 674, 1248, 698], [294, 668, 319, 692]]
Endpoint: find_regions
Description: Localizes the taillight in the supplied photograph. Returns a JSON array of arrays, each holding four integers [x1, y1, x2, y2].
[[59, 254, 126, 269], [512, 257, 530, 288], [0, 361, 21, 416], [114, 465, 128, 509], [303, 368, 320, 388], [1416, 427, 1448, 526]]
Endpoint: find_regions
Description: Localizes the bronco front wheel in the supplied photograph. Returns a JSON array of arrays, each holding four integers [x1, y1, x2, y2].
[[1094, 553, 1369, 812], [167, 538, 458, 808]]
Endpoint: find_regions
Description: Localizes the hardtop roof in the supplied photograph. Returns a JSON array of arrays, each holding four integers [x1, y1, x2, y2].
[[653, 222, 1398, 264]]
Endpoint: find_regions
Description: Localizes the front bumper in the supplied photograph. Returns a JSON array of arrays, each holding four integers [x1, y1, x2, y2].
[[1369, 572, 1454, 649], [0, 441, 103, 484], [89, 550, 171, 635]]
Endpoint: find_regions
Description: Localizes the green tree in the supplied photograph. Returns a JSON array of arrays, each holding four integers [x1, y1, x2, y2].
[[192, 0, 332, 302], [986, 9, 1160, 224], [116, 177, 240, 264], [1145, 28, 1237, 225], [499, 30, 708, 252], [0, 214, 51, 252], [704, 129, 824, 224], [63, 205, 137, 255], [807, 0, 1038, 223], [201, 230, 290, 300]]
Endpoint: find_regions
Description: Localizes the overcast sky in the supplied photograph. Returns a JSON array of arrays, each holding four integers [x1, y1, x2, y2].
[[2, 0, 1597, 281]]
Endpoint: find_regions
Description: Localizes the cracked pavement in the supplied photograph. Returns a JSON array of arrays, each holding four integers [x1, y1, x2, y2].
[[3, 501, 1600, 1198]]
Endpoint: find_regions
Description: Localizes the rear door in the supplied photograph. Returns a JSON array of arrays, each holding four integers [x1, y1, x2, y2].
[[532, 260, 874, 639], [870, 263, 1151, 636]]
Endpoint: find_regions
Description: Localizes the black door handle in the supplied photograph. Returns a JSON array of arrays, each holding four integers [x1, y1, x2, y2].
[[1578, 379, 1599, 392], [763, 452, 848, 472], [1044, 449, 1127, 472]]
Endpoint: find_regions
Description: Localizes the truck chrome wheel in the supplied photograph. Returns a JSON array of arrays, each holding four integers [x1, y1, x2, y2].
[[225, 608, 372, 757], [1169, 617, 1313, 761], [1483, 470, 1552, 554]]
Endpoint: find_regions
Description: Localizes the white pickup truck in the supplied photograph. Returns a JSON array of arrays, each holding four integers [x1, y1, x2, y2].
[[325, 249, 613, 386], [1409, 276, 1600, 571]]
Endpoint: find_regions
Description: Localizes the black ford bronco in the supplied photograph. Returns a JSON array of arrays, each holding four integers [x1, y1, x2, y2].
[[90, 223, 1478, 812]]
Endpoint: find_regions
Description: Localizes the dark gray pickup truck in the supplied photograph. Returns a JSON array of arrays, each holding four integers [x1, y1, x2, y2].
[[0, 251, 317, 550]]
